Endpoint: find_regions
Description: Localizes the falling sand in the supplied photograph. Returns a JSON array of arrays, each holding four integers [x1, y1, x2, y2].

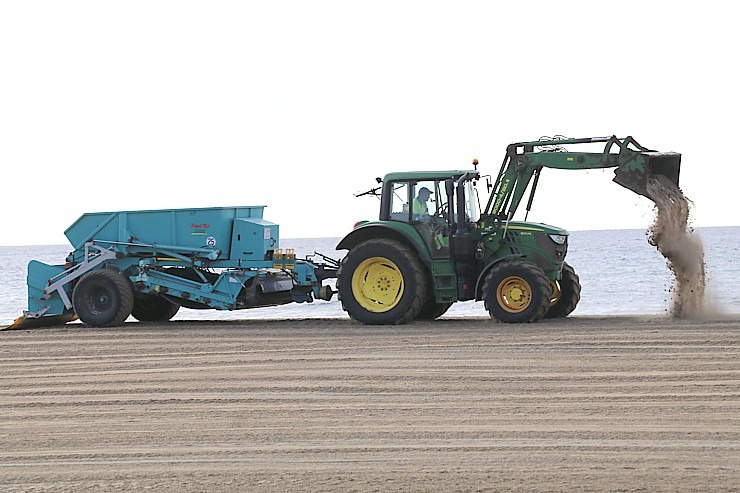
[[646, 174, 705, 318]]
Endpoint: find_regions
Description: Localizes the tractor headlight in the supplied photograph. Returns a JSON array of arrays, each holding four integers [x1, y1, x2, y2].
[[548, 234, 567, 245]]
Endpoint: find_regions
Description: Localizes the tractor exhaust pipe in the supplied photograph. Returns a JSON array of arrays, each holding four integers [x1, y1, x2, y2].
[[613, 151, 681, 199]]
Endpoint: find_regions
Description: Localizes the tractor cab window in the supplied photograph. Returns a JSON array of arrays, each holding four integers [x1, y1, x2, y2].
[[389, 182, 411, 222], [387, 180, 451, 258], [416, 180, 451, 258]]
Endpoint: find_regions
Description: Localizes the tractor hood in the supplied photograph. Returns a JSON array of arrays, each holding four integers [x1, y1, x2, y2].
[[503, 221, 569, 236]]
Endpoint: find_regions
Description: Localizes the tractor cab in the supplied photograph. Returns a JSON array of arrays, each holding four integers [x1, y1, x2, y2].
[[379, 170, 481, 260]]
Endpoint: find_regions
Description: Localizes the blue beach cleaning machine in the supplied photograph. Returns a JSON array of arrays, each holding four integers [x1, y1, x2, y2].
[[8, 206, 338, 328]]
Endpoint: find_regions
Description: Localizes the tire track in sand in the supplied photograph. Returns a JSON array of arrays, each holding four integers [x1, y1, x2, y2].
[[1, 317, 739, 492]]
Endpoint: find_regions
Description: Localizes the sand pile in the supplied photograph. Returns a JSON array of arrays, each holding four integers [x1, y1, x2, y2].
[[646, 174, 705, 318]]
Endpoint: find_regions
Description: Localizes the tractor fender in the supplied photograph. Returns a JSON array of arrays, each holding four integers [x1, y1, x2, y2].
[[474, 253, 525, 301], [336, 222, 433, 268]]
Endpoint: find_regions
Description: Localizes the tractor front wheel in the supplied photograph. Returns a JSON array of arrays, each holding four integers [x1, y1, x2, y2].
[[72, 269, 134, 327], [337, 239, 428, 325], [482, 260, 550, 323]]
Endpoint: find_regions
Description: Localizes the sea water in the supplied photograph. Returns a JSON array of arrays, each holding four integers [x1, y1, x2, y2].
[[2, 227, 738, 326]]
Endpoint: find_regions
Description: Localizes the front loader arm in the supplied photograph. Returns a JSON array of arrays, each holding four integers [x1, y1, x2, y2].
[[484, 135, 681, 219], [485, 150, 538, 218]]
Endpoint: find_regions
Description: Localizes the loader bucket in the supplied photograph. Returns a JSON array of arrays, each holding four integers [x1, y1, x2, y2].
[[613, 152, 681, 199]]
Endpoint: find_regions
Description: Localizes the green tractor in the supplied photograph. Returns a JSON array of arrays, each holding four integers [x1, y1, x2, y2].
[[336, 136, 681, 324]]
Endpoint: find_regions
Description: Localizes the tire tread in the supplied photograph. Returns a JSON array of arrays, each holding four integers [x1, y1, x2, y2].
[[482, 260, 550, 323]]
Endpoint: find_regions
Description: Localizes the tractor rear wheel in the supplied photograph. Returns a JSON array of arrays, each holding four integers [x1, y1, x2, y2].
[[132, 293, 180, 322], [337, 239, 428, 325], [544, 262, 581, 319], [72, 269, 134, 327], [482, 259, 550, 323]]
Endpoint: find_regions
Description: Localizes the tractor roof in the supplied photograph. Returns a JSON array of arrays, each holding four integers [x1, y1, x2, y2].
[[382, 170, 477, 182]]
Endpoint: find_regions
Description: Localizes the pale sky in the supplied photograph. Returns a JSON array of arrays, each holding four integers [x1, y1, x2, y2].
[[1, 1, 737, 246]]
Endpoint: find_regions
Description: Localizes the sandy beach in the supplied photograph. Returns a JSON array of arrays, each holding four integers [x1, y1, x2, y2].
[[1, 315, 739, 492]]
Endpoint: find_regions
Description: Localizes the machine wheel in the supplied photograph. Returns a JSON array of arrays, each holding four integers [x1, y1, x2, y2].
[[337, 239, 428, 325], [482, 259, 550, 323], [131, 293, 180, 322], [416, 297, 453, 320], [72, 269, 134, 327], [544, 262, 581, 319]]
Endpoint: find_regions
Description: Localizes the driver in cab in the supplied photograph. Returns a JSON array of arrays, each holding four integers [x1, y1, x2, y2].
[[412, 186, 449, 251], [413, 187, 432, 220]]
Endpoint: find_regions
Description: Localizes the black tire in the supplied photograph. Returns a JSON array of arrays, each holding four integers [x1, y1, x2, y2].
[[72, 269, 134, 327], [337, 239, 428, 325], [482, 259, 550, 323], [131, 293, 180, 322], [416, 297, 453, 320], [544, 262, 581, 319]]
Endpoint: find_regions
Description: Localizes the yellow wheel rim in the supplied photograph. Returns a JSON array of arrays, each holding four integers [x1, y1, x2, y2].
[[497, 276, 532, 313], [351, 256, 404, 313], [550, 280, 561, 305]]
